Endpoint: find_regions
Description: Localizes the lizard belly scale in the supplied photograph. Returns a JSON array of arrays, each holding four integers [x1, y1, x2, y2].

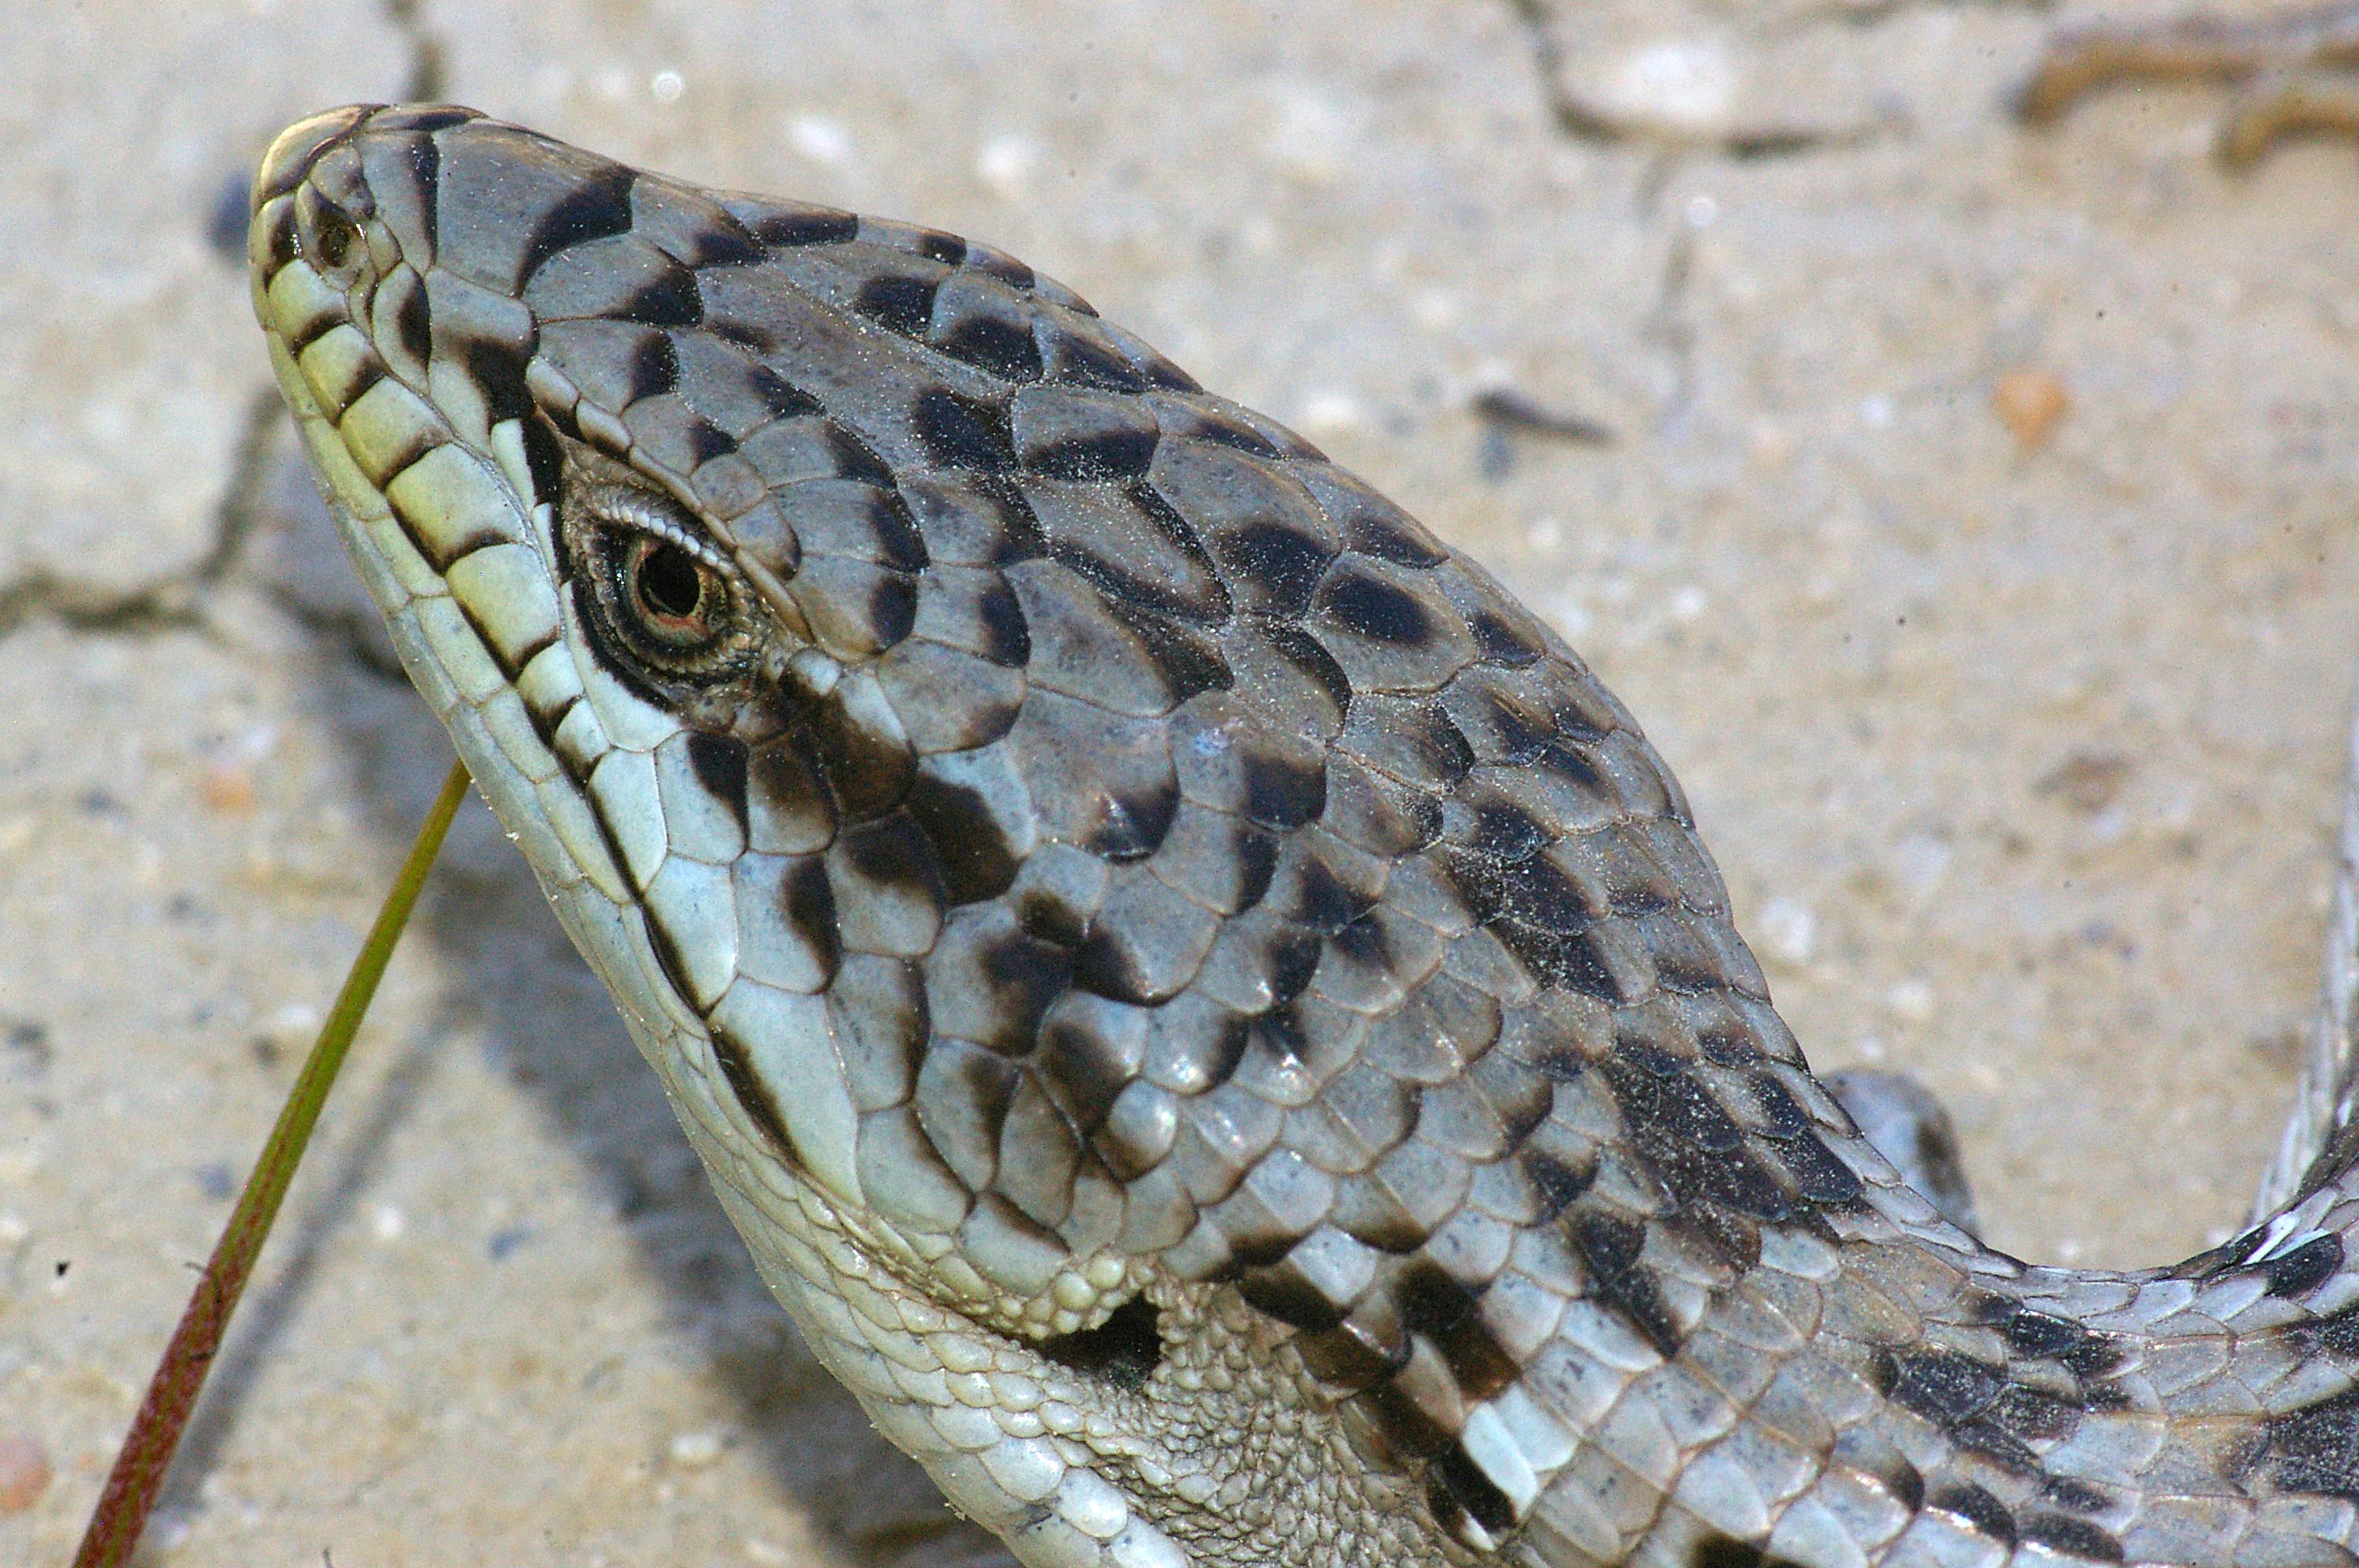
[[248, 104, 2359, 1568]]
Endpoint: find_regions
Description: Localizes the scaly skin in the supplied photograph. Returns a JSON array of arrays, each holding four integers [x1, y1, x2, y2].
[[250, 104, 2359, 1567]]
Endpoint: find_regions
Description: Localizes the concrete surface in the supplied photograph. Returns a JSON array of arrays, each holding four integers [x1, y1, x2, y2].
[[4, 0, 2357, 1561]]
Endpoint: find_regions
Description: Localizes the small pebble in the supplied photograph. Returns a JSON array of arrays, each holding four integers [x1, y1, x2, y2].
[[2036, 750, 2132, 815], [787, 115, 852, 169], [1296, 391, 1365, 439], [1605, 38, 1739, 133], [256, 1002, 323, 1061], [1890, 833, 1954, 901], [669, 1429, 725, 1468], [976, 132, 1041, 198], [1747, 422, 1793, 470], [194, 1160, 237, 1202], [1263, 93, 1350, 183], [198, 760, 257, 813], [1885, 978, 1936, 1024], [0, 1432, 52, 1514], [1992, 367, 2070, 449], [1755, 896, 1818, 968]]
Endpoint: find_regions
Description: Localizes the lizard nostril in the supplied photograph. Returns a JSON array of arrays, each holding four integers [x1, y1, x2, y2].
[[311, 208, 357, 269], [294, 185, 365, 284]]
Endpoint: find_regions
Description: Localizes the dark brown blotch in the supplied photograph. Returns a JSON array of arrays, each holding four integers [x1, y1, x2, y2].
[[683, 420, 736, 466], [801, 687, 915, 822], [1567, 1212, 1681, 1356], [460, 337, 536, 424], [972, 575, 1031, 665], [854, 271, 940, 336], [1467, 800, 1550, 862], [743, 205, 860, 247], [709, 1019, 799, 1160], [938, 310, 1044, 383], [1345, 509, 1448, 568], [2266, 1235, 2345, 1299], [780, 855, 842, 986], [1175, 408, 1281, 458], [683, 732, 749, 832], [1083, 774, 1179, 864], [660, 211, 762, 269], [1105, 600, 1232, 706], [1210, 521, 1336, 616], [393, 277, 432, 368], [1467, 606, 1548, 667], [2017, 1516, 2123, 1563], [970, 924, 1075, 1054], [623, 332, 679, 401], [1238, 1254, 1353, 1331], [842, 811, 947, 900], [1431, 1446, 1516, 1541], [906, 769, 1026, 906], [1364, 1381, 1454, 1461], [1296, 1301, 1412, 1387], [614, 263, 703, 327], [962, 245, 1036, 292], [1027, 425, 1160, 482], [1254, 618, 1356, 717], [1523, 1151, 1595, 1221], [911, 228, 967, 265], [1319, 565, 1436, 648], [1770, 1131, 1864, 1206], [707, 318, 775, 354], [913, 388, 1020, 474], [1880, 1348, 2006, 1427], [1692, 1538, 1808, 1568], [747, 364, 823, 419], [1928, 1484, 2018, 1550], [517, 165, 637, 285], [1034, 1000, 1147, 1134], [1038, 321, 1147, 392]]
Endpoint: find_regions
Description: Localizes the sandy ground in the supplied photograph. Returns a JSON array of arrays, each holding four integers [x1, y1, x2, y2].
[[4, 0, 2358, 1562]]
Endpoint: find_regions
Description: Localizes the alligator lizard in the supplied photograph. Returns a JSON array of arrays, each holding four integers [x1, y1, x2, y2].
[[247, 102, 2359, 1568]]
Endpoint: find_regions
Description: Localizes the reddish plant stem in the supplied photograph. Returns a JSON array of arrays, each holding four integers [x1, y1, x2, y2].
[[71, 757, 472, 1568]]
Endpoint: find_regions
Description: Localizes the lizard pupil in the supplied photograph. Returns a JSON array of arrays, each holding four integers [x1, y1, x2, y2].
[[631, 537, 707, 624]]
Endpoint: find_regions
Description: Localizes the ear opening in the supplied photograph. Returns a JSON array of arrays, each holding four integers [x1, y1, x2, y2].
[[1038, 1294, 1163, 1391]]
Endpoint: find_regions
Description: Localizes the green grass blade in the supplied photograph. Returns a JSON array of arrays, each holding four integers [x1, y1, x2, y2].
[[71, 757, 474, 1568]]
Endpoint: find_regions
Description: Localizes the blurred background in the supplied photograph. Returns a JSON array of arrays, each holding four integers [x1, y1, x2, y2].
[[4, 0, 2357, 1560]]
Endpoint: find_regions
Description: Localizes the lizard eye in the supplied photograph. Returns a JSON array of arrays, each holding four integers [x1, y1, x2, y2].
[[622, 534, 725, 646], [568, 483, 760, 684]]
